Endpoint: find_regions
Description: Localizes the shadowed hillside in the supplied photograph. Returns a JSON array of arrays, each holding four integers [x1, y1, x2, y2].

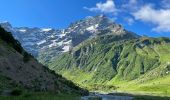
[[0, 26, 88, 97]]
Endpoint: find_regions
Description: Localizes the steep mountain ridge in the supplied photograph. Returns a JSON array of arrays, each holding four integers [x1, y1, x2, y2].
[[0, 26, 88, 95], [0, 15, 138, 64]]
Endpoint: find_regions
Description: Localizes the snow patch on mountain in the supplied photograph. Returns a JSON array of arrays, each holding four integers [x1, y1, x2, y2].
[[37, 40, 47, 45], [41, 28, 52, 32], [62, 45, 70, 52], [19, 29, 27, 32], [86, 24, 98, 32], [57, 34, 66, 38]]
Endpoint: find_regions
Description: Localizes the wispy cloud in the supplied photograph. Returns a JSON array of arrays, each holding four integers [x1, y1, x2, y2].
[[132, 4, 170, 32], [84, 0, 138, 25], [84, 0, 117, 14], [85, 0, 170, 33]]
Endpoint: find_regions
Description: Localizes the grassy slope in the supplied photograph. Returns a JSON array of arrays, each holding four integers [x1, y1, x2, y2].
[[48, 36, 170, 96], [111, 41, 170, 96], [106, 41, 170, 96]]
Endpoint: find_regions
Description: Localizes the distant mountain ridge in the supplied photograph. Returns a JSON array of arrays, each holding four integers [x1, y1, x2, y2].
[[0, 15, 139, 64]]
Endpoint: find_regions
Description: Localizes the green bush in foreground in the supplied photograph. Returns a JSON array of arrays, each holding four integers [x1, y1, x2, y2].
[[11, 89, 22, 96]]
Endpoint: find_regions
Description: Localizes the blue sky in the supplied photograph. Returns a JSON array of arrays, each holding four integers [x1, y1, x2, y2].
[[0, 0, 170, 37]]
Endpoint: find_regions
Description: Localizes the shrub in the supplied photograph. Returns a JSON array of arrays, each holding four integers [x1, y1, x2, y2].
[[167, 65, 170, 71], [11, 89, 22, 96]]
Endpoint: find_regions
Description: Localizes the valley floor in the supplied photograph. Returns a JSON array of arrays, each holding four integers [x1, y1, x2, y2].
[[61, 71, 170, 97], [60, 74, 170, 96], [81, 92, 170, 100], [1, 92, 170, 100], [108, 75, 170, 97]]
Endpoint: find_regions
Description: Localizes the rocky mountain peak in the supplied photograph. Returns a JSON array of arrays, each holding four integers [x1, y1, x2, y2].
[[0, 15, 139, 63], [68, 15, 113, 32]]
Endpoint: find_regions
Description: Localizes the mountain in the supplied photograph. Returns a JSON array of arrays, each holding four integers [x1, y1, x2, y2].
[[49, 34, 170, 95], [35, 16, 170, 95], [1, 15, 170, 95], [0, 26, 88, 96], [0, 22, 69, 56], [0, 15, 138, 64]]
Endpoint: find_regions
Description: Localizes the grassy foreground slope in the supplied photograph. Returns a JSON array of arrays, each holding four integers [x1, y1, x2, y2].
[[49, 35, 170, 96]]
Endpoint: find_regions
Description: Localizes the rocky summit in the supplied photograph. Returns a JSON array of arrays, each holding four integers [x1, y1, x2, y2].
[[0, 15, 138, 64]]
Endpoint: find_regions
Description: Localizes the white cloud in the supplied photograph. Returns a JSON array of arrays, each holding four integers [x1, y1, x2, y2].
[[85, 0, 170, 33], [133, 5, 170, 32], [84, 0, 117, 14]]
